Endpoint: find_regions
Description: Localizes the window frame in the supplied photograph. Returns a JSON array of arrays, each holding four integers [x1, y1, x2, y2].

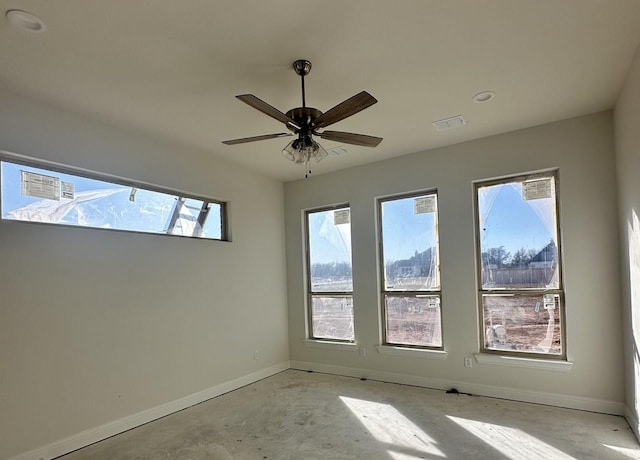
[[377, 189, 444, 350], [0, 151, 228, 241], [304, 203, 355, 343], [473, 170, 566, 360]]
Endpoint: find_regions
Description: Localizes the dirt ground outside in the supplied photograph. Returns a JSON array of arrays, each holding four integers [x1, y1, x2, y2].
[[483, 294, 561, 354], [310, 278, 561, 355]]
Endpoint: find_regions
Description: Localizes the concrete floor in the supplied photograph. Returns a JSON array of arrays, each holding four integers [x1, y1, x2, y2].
[[59, 370, 640, 460]]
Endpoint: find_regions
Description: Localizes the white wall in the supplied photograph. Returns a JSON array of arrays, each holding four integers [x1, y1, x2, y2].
[[615, 42, 640, 437], [0, 89, 289, 459], [285, 111, 623, 408]]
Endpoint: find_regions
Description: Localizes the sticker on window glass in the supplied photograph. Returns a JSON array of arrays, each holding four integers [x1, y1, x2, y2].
[[523, 178, 552, 200], [21, 170, 60, 201], [426, 297, 440, 309], [414, 196, 435, 214], [61, 181, 75, 199], [543, 294, 556, 310], [334, 209, 350, 225]]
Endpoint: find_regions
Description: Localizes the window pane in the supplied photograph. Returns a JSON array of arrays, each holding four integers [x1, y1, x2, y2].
[[307, 208, 353, 292], [482, 293, 561, 355], [477, 177, 559, 289], [310, 296, 354, 341], [385, 295, 442, 347], [201, 203, 223, 239], [1, 160, 225, 240], [380, 194, 439, 291]]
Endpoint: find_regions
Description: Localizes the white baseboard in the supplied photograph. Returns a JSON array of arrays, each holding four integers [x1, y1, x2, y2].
[[11, 360, 625, 459], [290, 360, 624, 416], [625, 404, 640, 442], [10, 361, 290, 460]]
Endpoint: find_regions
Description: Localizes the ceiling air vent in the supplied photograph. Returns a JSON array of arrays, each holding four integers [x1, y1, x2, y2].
[[432, 115, 466, 132], [328, 146, 349, 156]]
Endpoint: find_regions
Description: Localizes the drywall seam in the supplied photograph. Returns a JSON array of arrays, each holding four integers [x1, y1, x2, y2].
[[9, 361, 290, 460], [290, 360, 624, 415]]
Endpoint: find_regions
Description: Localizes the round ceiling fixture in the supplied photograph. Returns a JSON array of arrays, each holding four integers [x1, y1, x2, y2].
[[6, 10, 46, 32], [473, 91, 496, 103]]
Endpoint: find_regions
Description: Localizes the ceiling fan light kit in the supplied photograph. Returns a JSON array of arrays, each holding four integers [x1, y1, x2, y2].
[[223, 59, 382, 178], [282, 136, 328, 166]]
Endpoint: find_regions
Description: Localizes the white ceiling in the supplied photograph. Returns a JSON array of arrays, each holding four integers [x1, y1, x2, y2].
[[1, 1, 639, 182]]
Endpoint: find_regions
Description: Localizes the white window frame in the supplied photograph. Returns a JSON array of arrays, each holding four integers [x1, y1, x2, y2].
[[304, 204, 355, 343], [377, 190, 443, 350], [0, 151, 228, 241], [474, 170, 566, 360]]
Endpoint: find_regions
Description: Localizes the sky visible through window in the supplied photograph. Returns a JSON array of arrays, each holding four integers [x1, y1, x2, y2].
[[308, 209, 352, 265], [381, 196, 437, 262], [478, 180, 556, 257], [1, 161, 222, 239], [308, 200, 438, 266], [307, 180, 555, 269]]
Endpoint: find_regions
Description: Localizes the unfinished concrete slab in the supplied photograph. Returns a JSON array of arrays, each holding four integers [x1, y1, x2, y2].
[[59, 370, 640, 459]]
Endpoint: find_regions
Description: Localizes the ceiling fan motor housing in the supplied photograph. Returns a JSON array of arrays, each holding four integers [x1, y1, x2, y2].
[[285, 107, 323, 134]]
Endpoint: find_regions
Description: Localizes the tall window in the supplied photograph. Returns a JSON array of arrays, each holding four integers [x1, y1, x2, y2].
[[475, 172, 564, 358], [378, 192, 442, 348], [1, 158, 226, 240], [305, 206, 354, 342]]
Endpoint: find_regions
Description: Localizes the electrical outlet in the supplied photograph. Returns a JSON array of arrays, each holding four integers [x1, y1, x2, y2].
[[253, 350, 259, 360], [464, 357, 473, 368], [360, 347, 367, 357]]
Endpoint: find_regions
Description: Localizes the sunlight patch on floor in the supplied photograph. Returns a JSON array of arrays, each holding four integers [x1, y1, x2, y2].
[[447, 415, 575, 460], [340, 396, 446, 459], [603, 444, 640, 458]]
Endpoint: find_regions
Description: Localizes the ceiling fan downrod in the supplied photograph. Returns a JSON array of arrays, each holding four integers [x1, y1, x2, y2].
[[293, 59, 312, 109]]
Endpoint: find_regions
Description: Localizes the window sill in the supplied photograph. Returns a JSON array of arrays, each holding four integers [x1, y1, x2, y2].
[[303, 339, 357, 351], [376, 345, 447, 360], [473, 353, 573, 372]]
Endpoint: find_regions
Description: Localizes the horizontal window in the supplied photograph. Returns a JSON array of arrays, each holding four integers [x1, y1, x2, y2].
[[1, 158, 226, 240]]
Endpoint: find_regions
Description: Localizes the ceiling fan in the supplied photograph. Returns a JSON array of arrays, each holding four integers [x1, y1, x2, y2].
[[222, 59, 382, 177]]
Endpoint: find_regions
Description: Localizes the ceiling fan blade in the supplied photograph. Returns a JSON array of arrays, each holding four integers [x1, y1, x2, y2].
[[236, 94, 299, 129], [318, 130, 383, 147], [313, 91, 378, 129], [222, 133, 293, 145]]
